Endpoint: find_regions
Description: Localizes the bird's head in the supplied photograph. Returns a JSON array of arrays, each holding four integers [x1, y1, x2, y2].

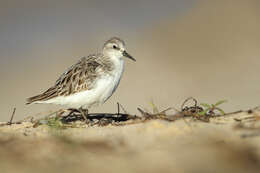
[[102, 37, 136, 62]]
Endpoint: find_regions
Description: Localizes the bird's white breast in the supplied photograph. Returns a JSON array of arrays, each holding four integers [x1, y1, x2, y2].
[[99, 58, 125, 103]]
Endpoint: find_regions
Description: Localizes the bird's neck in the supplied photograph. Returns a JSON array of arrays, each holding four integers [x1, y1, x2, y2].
[[102, 54, 124, 73], [110, 56, 124, 72]]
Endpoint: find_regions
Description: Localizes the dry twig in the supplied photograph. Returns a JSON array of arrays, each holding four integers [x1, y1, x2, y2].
[[7, 108, 16, 125]]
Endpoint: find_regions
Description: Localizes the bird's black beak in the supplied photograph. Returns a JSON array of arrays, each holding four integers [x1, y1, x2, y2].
[[123, 51, 136, 62]]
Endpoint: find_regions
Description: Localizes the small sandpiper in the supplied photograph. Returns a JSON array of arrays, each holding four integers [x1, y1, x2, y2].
[[26, 37, 136, 119]]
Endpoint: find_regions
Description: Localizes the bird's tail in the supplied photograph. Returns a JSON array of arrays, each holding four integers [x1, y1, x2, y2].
[[26, 87, 57, 104]]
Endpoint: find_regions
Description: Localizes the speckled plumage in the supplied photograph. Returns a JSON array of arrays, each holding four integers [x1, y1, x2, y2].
[[27, 55, 113, 103], [26, 37, 135, 109]]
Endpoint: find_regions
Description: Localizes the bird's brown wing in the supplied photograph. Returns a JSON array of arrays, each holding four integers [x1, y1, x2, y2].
[[26, 56, 102, 104]]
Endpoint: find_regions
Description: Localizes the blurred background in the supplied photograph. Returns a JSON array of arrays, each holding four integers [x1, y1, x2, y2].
[[0, 0, 259, 121]]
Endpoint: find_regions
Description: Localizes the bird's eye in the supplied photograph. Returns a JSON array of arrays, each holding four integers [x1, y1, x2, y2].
[[113, 45, 117, 49]]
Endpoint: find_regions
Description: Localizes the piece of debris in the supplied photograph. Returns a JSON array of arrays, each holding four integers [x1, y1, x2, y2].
[[2, 98, 257, 128]]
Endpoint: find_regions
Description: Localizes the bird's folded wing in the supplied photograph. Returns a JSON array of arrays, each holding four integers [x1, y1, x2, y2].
[[26, 56, 102, 104]]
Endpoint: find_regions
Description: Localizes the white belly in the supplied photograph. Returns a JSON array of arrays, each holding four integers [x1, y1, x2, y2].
[[40, 60, 125, 109]]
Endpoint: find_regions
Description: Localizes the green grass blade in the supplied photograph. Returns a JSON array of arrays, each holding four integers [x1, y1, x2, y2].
[[149, 101, 159, 114], [200, 103, 211, 109], [198, 108, 210, 116], [215, 100, 227, 106], [215, 107, 225, 115]]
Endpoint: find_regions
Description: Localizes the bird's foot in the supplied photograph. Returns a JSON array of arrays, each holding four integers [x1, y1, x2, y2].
[[79, 108, 90, 123]]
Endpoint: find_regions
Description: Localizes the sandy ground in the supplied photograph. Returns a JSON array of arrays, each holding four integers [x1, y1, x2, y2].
[[0, 108, 260, 173]]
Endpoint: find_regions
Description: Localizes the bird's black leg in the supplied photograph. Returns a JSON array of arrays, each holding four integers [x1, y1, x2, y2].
[[79, 107, 88, 121], [117, 102, 120, 115], [116, 102, 128, 114]]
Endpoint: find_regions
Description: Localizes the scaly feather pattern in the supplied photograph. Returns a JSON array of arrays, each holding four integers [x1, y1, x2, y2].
[[26, 54, 114, 104]]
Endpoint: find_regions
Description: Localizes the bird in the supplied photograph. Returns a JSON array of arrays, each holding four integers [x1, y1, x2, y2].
[[26, 37, 136, 119]]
